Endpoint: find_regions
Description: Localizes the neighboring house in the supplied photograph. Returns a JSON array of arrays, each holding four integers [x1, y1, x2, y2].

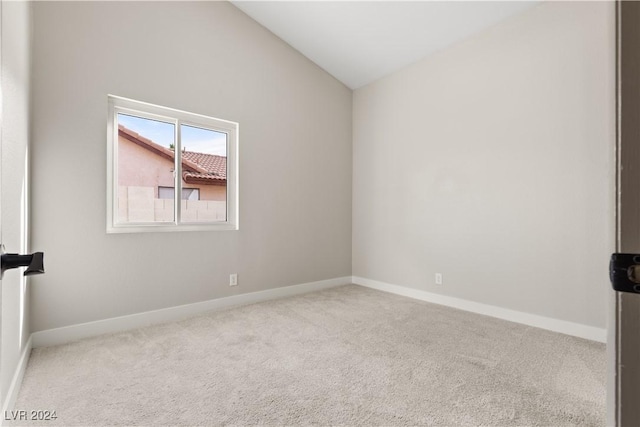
[[117, 124, 227, 222]]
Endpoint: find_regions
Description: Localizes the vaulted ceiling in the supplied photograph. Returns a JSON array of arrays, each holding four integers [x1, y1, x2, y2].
[[233, 1, 537, 89]]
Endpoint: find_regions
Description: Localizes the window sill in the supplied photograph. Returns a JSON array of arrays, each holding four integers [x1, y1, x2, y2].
[[106, 223, 239, 234]]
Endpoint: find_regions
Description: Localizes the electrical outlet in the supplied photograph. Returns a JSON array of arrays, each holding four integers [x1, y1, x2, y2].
[[229, 273, 238, 286], [435, 273, 443, 285]]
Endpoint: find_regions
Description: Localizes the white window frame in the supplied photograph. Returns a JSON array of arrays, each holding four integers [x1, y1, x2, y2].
[[107, 95, 239, 233]]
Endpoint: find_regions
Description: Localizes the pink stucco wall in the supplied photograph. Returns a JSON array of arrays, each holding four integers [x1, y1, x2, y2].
[[118, 134, 226, 201], [117, 134, 227, 223]]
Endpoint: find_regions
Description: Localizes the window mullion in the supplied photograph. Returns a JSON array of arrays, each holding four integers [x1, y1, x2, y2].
[[175, 120, 182, 225]]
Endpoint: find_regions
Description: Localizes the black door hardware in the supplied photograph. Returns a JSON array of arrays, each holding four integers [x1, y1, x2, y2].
[[0, 245, 45, 278], [610, 253, 640, 294]]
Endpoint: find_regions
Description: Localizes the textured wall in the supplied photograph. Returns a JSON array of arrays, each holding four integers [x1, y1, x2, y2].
[[30, 1, 352, 331], [353, 1, 615, 328]]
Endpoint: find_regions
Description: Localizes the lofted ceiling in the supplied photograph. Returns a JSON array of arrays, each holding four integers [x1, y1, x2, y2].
[[232, 1, 538, 89]]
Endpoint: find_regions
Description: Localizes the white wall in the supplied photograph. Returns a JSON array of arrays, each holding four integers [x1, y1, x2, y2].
[[353, 1, 615, 329], [1, 0, 32, 407], [29, 1, 614, 335], [30, 1, 352, 332]]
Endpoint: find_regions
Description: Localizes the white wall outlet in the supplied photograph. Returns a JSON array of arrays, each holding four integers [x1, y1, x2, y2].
[[229, 273, 238, 286], [435, 273, 443, 285]]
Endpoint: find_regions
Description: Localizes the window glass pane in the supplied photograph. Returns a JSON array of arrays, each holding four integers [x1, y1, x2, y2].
[[180, 124, 227, 223], [184, 188, 200, 200], [158, 187, 199, 200], [117, 113, 175, 223], [158, 186, 174, 200]]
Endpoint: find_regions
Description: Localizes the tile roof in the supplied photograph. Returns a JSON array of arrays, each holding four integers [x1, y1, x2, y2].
[[119, 125, 226, 186], [182, 151, 226, 183]]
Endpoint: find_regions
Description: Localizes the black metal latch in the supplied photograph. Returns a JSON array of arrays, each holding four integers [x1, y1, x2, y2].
[[610, 253, 640, 294], [0, 244, 45, 279]]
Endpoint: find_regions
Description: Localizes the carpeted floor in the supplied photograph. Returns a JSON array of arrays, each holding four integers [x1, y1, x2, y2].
[[12, 285, 605, 426]]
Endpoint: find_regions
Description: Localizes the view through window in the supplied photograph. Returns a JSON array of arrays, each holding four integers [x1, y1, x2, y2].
[[117, 114, 228, 224], [108, 96, 238, 232]]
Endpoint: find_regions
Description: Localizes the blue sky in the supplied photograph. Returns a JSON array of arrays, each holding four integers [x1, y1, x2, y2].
[[118, 113, 227, 156]]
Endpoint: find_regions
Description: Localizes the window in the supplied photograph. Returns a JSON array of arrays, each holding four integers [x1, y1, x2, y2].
[[158, 187, 200, 201], [107, 95, 238, 233]]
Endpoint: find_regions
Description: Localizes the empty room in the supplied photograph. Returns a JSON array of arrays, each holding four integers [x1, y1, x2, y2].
[[1, 0, 637, 425]]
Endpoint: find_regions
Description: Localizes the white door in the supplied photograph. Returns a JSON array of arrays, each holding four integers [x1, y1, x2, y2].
[[0, 4, 3, 405], [0, 0, 33, 412]]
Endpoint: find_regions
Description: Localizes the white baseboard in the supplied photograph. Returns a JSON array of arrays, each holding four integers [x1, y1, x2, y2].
[[353, 276, 607, 343], [32, 276, 352, 348], [1, 335, 33, 424], [31, 274, 605, 348]]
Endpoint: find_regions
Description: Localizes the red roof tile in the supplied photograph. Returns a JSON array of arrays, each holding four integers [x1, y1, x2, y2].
[[118, 125, 226, 186], [182, 151, 226, 180]]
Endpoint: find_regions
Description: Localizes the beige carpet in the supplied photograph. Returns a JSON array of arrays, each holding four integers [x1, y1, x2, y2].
[[12, 285, 605, 426]]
